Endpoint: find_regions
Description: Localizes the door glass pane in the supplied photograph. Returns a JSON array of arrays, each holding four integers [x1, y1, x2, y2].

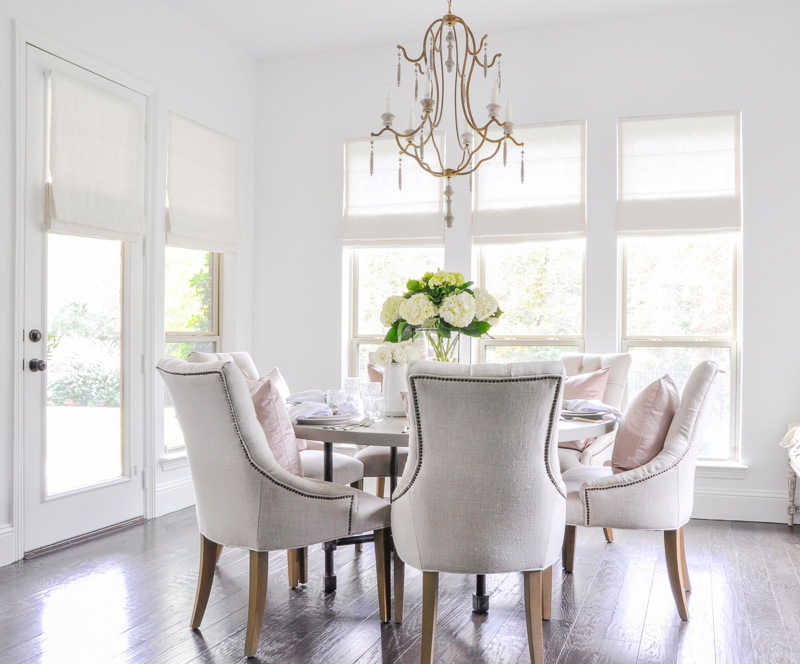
[[482, 240, 583, 336], [626, 345, 732, 459], [356, 247, 444, 336], [46, 234, 123, 495], [165, 247, 214, 333], [484, 344, 579, 363]]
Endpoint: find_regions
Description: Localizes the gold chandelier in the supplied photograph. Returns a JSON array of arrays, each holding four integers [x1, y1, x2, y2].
[[370, 0, 524, 228]]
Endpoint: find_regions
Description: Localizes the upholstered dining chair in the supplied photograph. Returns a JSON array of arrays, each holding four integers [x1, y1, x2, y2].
[[157, 358, 392, 658], [560, 360, 723, 621], [392, 360, 566, 664]]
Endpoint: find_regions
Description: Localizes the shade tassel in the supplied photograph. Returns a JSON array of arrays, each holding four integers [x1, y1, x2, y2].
[[520, 149, 525, 184], [398, 155, 402, 191], [369, 140, 374, 176]]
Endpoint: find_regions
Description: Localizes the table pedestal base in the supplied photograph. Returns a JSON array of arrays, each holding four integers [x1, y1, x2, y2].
[[473, 574, 490, 613]]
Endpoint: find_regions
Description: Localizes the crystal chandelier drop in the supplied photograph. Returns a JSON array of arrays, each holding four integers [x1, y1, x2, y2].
[[370, 0, 524, 228]]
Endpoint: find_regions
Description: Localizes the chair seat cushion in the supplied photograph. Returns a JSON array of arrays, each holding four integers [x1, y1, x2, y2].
[[561, 466, 614, 495], [351, 490, 392, 534], [354, 446, 408, 477], [558, 447, 584, 473], [300, 450, 364, 485]]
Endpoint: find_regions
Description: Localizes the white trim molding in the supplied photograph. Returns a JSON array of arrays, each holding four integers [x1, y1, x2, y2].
[[695, 462, 748, 480], [158, 453, 189, 472], [0, 526, 15, 568], [693, 487, 787, 523], [154, 477, 195, 518]]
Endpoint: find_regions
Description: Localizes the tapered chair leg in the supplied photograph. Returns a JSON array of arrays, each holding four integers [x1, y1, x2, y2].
[[603, 528, 614, 543], [352, 481, 364, 552], [376, 477, 385, 499], [215, 545, 224, 565], [245, 551, 269, 657], [562, 525, 577, 573], [394, 545, 405, 623], [664, 528, 690, 621], [299, 547, 308, 584], [678, 530, 691, 592], [191, 535, 221, 629], [523, 571, 545, 664], [287, 549, 300, 588], [541, 566, 552, 621], [373, 528, 392, 622], [420, 572, 439, 664]]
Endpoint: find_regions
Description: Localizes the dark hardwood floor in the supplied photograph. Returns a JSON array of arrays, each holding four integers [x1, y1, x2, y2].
[[1, 509, 798, 663]]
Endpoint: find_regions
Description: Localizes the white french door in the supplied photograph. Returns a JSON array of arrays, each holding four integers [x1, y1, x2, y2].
[[22, 45, 146, 552]]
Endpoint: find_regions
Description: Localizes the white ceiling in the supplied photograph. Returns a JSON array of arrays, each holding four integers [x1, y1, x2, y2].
[[164, 0, 770, 60]]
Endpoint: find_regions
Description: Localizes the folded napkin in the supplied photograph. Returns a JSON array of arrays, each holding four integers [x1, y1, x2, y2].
[[780, 426, 800, 475], [287, 390, 326, 404], [287, 399, 360, 423], [562, 399, 622, 423]]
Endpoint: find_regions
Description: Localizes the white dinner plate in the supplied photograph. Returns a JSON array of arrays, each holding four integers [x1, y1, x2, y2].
[[295, 414, 361, 426], [561, 410, 606, 420]]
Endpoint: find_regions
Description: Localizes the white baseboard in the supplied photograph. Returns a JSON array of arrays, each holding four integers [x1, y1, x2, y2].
[[693, 487, 791, 524], [0, 525, 17, 568], [154, 477, 196, 518]]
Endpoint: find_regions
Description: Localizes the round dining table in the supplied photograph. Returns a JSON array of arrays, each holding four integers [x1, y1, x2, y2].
[[293, 414, 617, 609]]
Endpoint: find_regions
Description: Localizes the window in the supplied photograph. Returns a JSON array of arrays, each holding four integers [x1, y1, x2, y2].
[[163, 247, 220, 450], [477, 239, 584, 362], [348, 246, 444, 378], [618, 112, 741, 461]]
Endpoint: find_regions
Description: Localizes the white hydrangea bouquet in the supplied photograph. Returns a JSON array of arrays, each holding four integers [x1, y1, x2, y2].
[[379, 269, 503, 362], [372, 338, 427, 367]]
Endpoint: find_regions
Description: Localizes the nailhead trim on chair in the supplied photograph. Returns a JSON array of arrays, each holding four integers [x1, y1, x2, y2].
[[583, 366, 719, 527], [394, 374, 565, 502], [157, 366, 356, 535]]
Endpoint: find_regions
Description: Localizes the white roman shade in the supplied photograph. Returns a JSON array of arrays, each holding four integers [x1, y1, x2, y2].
[[46, 71, 146, 241], [472, 121, 586, 243], [617, 112, 741, 235], [342, 136, 444, 245], [167, 113, 240, 253]]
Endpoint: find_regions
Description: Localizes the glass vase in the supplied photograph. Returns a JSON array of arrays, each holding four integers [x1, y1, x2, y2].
[[423, 329, 460, 363]]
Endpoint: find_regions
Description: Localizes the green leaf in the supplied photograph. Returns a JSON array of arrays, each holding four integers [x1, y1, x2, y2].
[[396, 320, 407, 341], [384, 326, 398, 343], [407, 279, 421, 291]]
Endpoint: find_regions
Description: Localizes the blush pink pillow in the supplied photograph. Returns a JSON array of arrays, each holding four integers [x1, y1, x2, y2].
[[563, 367, 610, 401], [246, 373, 303, 476], [611, 374, 680, 473], [367, 363, 384, 384]]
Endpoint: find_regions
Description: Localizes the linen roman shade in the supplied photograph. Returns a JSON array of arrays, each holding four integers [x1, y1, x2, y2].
[[167, 113, 240, 253], [342, 136, 444, 245], [472, 121, 586, 243], [46, 71, 147, 241], [617, 112, 741, 235]]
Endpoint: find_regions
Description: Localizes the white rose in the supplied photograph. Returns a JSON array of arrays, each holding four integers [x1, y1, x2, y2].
[[392, 346, 409, 365], [403, 340, 425, 361], [380, 295, 405, 327], [399, 293, 437, 326], [438, 292, 477, 328], [473, 287, 499, 322], [373, 345, 394, 367]]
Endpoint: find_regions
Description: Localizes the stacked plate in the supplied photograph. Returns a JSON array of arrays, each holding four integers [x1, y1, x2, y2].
[[560, 410, 607, 420], [295, 414, 361, 426]]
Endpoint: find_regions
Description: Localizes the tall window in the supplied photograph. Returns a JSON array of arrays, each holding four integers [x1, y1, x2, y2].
[[343, 136, 445, 376], [163, 248, 220, 450], [618, 112, 741, 461], [474, 121, 587, 362]]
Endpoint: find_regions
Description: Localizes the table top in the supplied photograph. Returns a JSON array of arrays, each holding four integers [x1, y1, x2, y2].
[[293, 414, 617, 448]]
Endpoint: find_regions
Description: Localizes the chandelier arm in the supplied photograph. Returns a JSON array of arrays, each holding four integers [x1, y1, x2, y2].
[[393, 135, 439, 177], [431, 23, 445, 130], [461, 141, 503, 176], [428, 121, 446, 173], [398, 19, 442, 65]]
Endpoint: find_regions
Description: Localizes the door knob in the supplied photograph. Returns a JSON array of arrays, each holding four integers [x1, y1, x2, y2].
[[29, 358, 47, 372], [29, 329, 42, 342]]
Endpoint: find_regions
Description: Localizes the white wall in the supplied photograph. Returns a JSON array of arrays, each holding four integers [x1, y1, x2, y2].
[[254, 1, 800, 523], [0, 0, 256, 564]]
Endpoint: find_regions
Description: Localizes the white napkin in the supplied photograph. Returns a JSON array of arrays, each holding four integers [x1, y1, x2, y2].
[[780, 426, 800, 475], [288, 402, 331, 422], [562, 399, 622, 423], [287, 390, 326, 404]]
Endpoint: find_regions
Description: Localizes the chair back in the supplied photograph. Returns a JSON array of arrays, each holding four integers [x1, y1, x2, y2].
[[157, 357, 288, 549], [392, 360, 566, 575], [187, 350, 260, 380], [560, 352, 632, 409]]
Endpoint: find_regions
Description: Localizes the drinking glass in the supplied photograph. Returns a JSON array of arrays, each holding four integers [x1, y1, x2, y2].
[[361, 382, 382, 399], [325, 389, 346, 406], [363, 396, 385, 422], [343, 377, 362, 402]]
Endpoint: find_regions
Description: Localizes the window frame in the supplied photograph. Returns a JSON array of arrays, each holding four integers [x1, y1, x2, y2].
[[475, 240, 586, 363], [620, 234, 741, 461]]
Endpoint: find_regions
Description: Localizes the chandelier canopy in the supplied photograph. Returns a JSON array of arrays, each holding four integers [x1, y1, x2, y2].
[[370, 1, 524, 228]]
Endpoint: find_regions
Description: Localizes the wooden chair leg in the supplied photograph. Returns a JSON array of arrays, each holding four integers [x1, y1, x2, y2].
[[678, 527, 691, 592], [299, 547, 308, 584], [394, 545, 405, 623], [664, 528, 690, 621], [376, 477, 385, 499], [352, 481, 364, 552], [603, 528, 614, 543], [562, 525, 576, 573], [523, 571, 545, 664], [191, 535, 220, 629], [245, 551, 269, 657], [373, 528, 392, 623], [287, 549, 299, 588], [541, 566, 552, 621], [420, 572, 439, 664], [215, 545, 224, 565]]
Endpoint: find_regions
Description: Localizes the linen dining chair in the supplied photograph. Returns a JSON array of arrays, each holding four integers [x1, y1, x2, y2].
[[560, 360, 723, 621], [157, 357, 392, 658], [392, 360, 566, 664]]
